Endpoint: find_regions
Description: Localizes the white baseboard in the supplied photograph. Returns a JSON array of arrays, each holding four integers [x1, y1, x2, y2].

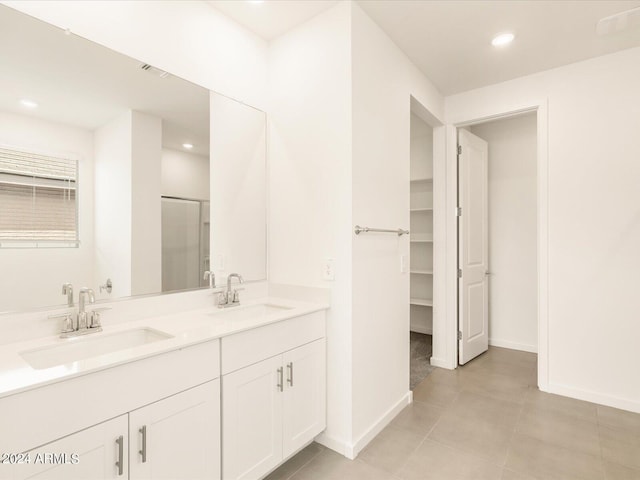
[[546, 382, 640, 415], [346, 391, 412, 459], [489, 338, 537, 353], [429, 356, 454, 369], [315, 431, 350, 458], [410, 324, 433, 335]]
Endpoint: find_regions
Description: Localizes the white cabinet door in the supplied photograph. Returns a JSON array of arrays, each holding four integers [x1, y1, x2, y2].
[[129, 380, 220, 480], [13, 415, 128, 480], [222, 356, 283, 480], [282, 339, 326, 458]]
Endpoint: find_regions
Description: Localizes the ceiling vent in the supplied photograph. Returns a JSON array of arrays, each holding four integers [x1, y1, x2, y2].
[[596, 7, 640, 36], [139, 63, 170, 79]]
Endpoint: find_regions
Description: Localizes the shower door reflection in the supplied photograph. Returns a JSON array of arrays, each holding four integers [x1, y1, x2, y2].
[[161, 197, 210, 292]]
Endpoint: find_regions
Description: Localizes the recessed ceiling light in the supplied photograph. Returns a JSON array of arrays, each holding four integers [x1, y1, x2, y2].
[[20, 99, 38, 109], [182, 143, 194, 150], [247, 0, 265, 3], [491, 33, 515, 47]]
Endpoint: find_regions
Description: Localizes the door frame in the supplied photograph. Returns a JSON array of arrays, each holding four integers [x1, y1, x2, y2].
[[444, 99, 549, 391]]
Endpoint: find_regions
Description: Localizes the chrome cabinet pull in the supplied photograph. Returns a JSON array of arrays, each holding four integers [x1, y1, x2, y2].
[[277, 367, 284, 392], [115, 435, 124, 476], [287, 362, 294, 386], [139, 425, 147, 463]]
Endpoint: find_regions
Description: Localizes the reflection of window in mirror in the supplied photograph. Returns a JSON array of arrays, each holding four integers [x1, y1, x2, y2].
[[0, 146, 78, 247]]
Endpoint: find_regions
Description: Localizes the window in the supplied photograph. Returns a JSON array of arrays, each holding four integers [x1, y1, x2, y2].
[[0, 145, 78, 247]]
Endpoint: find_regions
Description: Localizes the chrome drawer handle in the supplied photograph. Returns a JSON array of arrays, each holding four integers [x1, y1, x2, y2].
[[277, 367, 284, 392], [287, 362, 294, 387], [139, 425, 147, 463]]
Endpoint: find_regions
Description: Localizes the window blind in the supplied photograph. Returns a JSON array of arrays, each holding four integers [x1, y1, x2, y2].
[[0, 146, 78, 246]]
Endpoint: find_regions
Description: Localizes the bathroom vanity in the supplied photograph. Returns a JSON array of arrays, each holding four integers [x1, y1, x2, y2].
[[0, 299, 327, 480]]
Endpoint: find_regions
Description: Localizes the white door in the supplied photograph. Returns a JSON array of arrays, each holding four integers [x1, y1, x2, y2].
[[14, 415, 128, 480], [282, 339, 326, 459], [222, 356, 283, 480], [458, 129, 490, 364], [130, 380, 220, 480]]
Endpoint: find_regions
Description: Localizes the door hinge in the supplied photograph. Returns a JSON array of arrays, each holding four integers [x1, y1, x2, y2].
[[457, 144, 462, 155], [456, 207, 462, 217], [458, 331, 462, 341], [457, 269, 462, 278]]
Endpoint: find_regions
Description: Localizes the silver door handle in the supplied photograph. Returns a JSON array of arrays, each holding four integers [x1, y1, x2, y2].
[[287, 362, 294, 387], [115, 435, 124, 476], [139, 425, 147, 463], [277, 367, 284, 392]]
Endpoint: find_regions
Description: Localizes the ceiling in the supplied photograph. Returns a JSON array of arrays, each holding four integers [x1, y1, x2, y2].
[[0, 5, 210, 155], [207, 0, 640, 96], [207, 0, 338, 40], [358, 0, 640, 95]]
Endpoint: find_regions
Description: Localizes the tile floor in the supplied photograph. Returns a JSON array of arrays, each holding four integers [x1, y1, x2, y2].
[[266, 347, 640, 480]]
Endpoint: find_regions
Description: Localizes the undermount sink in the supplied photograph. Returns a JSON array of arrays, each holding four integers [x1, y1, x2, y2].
[[20, 328, 173, 370], [210, 303, 292, 321]]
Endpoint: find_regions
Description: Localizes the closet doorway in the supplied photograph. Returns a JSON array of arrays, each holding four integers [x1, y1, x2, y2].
[[457, 112, 539, 367], [409, 111, 435, 388]]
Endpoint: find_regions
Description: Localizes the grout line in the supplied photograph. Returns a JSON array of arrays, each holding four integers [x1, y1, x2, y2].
[[281, 444, 325, 480], [596, 404, 607, 479], [502, 389, 527, 469], [390, 389, 462, 476]]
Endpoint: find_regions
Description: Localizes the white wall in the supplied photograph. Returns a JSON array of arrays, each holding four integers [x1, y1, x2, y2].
[[470, 113, 537, 353], [268, 1, 354, 452], [161, 148, 209, 201], [2, 1, 268, 109], [269, 1, 446, 456], [0, 110, 94, 311], [130, 111, 162, 296], [94, 111, 133, 299], [350, 2, 444, 453], [446, 46, 640, 413], [410, 114, 433, 181]]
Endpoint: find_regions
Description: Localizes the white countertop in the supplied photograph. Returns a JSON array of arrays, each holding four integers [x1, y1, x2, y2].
[[0, 297, 328, 400]]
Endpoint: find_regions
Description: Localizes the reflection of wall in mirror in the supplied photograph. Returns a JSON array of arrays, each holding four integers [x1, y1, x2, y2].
[[0, 110, 94, 312], [94, 110, 162, 300], [161, 149, 210, 201], [211, 93, 267, 282]]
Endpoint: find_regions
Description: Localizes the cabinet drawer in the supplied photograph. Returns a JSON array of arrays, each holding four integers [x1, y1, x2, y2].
[[221, 312, 325, 375]]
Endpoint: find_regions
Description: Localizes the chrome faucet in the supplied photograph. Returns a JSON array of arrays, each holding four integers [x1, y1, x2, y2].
[[55, 287, 103, 338], [78, 287, 95, 329], [218, 273, 244, 308], [203, 270, 216, 288], [62, 283, 74, 307]]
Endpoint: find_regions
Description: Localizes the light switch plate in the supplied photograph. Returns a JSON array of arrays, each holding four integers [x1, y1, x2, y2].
[[214, 254, 225, 271], [400, 254, 407, 273], [323, 258, 335, 281]]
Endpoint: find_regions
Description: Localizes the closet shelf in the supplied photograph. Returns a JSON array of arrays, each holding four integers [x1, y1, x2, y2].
[[410, 298, 433, 307], [410, 207, 433, 212], [410, 234, 433, 243], [410, 177, 433, 183], [410, 270, 433, 275]]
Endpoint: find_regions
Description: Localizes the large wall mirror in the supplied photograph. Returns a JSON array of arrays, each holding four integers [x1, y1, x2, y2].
[[0, 5, 267, 313]]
